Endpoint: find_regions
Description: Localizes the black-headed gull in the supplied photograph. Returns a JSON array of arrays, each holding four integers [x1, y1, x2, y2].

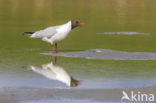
[[29, 56, 82, 87], [24, 20, 84, 53]]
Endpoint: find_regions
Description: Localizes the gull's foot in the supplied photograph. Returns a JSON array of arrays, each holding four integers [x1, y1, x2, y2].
[[56, 50, 59, 53]]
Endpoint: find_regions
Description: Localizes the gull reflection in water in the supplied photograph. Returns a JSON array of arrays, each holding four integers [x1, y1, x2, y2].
[[29, 56, 82, 87]]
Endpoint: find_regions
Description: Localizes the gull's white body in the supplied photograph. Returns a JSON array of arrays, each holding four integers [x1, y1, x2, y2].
[[30, 62, 71, 86], [30, 21, 72, 44]]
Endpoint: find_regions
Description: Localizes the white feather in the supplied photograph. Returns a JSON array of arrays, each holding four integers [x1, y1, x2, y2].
[[30, 62, 71, 86], [30, 21, 72, 44]]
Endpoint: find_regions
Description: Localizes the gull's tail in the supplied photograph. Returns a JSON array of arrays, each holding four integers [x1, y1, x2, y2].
[[23, 32, 34, 35]]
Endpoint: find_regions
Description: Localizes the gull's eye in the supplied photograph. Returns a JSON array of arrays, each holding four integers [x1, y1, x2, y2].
[[76, 21, 79, 24]]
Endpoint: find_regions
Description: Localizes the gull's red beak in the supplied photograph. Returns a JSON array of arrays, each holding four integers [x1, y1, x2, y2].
[[77, 22, 84, 26], [78, 80, 82, 85]]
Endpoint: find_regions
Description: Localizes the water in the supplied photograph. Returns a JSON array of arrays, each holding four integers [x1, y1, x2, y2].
[[42, 49, 156, 60], [0, 0, 156, 103]]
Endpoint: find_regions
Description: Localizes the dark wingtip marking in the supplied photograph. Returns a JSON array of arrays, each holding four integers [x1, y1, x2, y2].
[[23, 32, 34, 35]]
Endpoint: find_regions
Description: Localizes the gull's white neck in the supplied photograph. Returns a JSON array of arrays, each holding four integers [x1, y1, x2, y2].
[[54, 21, 72, 42]]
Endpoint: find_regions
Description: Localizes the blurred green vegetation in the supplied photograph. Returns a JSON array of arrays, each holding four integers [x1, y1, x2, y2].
[[0, 0, 156, 52]]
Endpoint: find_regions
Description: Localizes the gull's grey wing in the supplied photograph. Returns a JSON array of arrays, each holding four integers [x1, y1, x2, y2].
[[30, 65, 57, 79], [31, 25, 61, 38]]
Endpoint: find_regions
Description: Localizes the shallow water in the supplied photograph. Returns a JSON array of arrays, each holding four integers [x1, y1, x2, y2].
[[42, 49, 156, 60], [0, 0, 156, 103], [97, 32, 150, 35], [0, 56, 156, 103]]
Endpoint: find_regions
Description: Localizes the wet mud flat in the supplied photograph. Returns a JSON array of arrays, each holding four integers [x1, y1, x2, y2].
[[97, 32, 150, 35], [41, 49, 156, 60], [0, 86, 155, 103]]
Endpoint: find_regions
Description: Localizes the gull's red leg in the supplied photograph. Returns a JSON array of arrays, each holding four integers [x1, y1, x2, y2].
[[51, 55, 54, 63], [51, 55, 57, 64], [51, 44, 54, 54], [55, 43, 58, 53]]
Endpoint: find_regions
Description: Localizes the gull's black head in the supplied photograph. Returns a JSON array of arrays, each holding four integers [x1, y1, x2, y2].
[[71, 20, 84, 29], [70, 77, 82, 87]]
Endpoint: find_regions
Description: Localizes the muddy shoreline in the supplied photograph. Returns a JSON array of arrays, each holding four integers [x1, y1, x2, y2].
[[41, 49, 156, 60], [0, 86, 155, 103]]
